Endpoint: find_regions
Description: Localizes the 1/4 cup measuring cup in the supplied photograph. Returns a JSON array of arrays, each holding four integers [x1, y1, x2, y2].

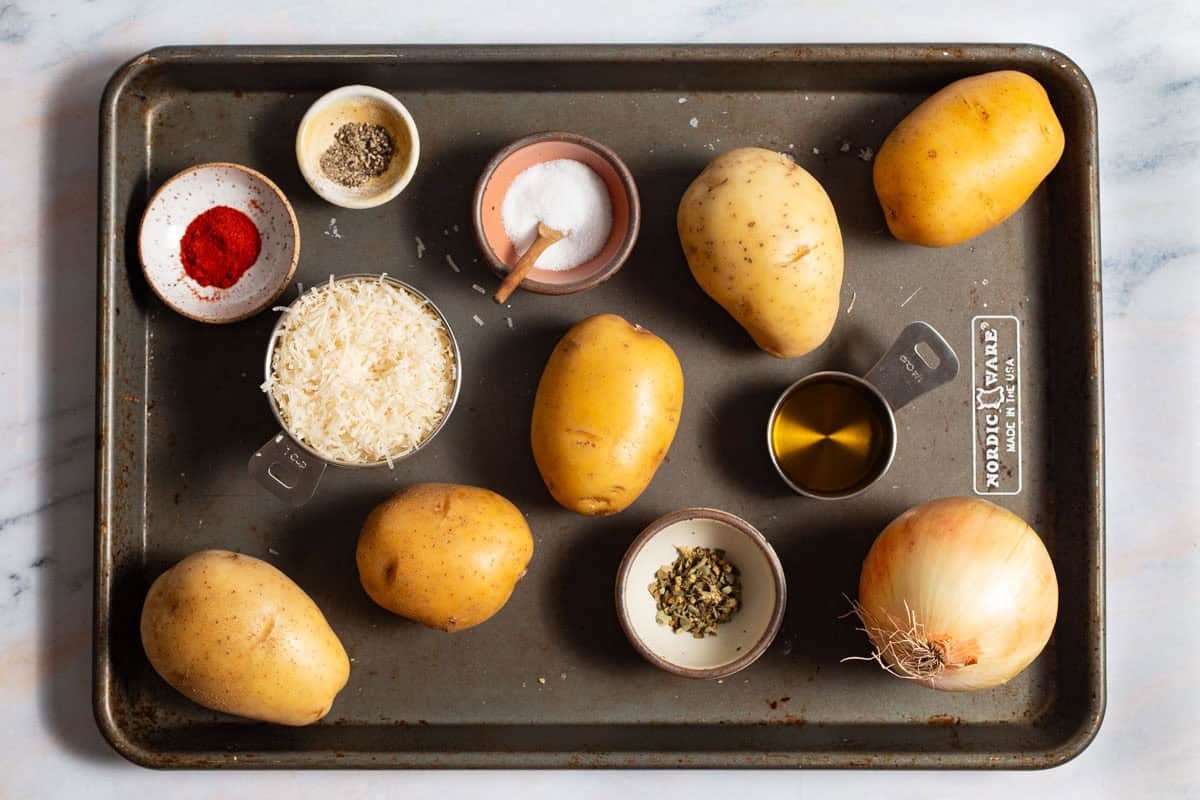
[[248, 274, 462, 506], [767, 322, 959, 500]]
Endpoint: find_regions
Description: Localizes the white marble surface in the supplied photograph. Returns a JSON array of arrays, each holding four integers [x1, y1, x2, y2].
[[2, 0, 1198, 796]]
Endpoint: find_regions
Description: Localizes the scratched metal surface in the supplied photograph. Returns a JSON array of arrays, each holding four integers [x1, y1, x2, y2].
[[95, 45, 1103, 768]]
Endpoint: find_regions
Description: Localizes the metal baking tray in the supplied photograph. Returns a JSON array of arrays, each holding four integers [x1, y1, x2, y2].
[[95, 44, 1103, 769]]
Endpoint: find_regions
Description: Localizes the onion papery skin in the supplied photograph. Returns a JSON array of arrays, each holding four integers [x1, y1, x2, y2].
[[856, 497, 1059, 691]]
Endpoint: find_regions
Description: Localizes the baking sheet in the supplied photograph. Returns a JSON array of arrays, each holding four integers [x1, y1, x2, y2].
[[95, 44, 1104, 768]]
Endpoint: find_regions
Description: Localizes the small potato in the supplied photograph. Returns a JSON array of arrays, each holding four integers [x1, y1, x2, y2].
[[873, 70, 1065, 247], [140, 550, 350, 726], [677, 147, 844, 358], [531, 314, 684, 515], [357, 483, 534, 632]]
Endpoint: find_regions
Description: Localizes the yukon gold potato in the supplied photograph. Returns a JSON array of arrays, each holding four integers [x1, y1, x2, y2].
[[140, 550, 350, 726], [873, 70, 1065, 247], [531, 313, 684, 515], [357, 483, 534, 632], [677, 147, 843, 358]]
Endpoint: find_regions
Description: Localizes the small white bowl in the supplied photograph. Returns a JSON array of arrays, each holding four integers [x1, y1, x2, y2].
[[616, 508, 787, 680], [138, 162, 299, 324], [295, 85, 420, 209]]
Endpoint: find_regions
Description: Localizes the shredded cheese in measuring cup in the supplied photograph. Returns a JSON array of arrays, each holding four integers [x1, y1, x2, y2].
[[264, 277, 456, 466]]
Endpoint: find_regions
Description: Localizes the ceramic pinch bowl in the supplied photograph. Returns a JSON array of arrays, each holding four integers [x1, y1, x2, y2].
[[295, 85, 420, 209], [138, 162, 300, 324], [616, 508, 787, 680], [473, 131, 640, 296]]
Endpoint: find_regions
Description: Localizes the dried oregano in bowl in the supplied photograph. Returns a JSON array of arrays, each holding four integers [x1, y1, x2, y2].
[[648, 546, 742, 638]]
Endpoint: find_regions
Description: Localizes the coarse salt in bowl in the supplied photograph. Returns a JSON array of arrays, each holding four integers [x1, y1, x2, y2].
[[473, 131, 640, 296], [500, 159, 613, 271]]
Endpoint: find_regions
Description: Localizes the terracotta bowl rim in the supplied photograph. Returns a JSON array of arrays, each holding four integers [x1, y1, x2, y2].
[[472, 130, 641, 296]]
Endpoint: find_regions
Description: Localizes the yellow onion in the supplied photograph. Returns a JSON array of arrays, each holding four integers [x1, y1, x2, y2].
[[849, 497, 1058, 691]]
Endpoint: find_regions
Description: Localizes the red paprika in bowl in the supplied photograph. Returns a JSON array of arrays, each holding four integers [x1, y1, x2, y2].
[[138, 162, 299, 324], [180, 205, 262, 289]]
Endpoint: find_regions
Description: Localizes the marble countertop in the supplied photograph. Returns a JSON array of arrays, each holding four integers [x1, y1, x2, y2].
[[3, 0, 1198, 797]]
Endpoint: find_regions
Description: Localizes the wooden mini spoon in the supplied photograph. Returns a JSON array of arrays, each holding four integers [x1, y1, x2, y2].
[[494, 222, 566, 304]]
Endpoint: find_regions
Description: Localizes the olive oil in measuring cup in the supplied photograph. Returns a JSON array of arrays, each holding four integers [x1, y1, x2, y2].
[[769, 375, 894, 497], [766, 322, 962, 500]]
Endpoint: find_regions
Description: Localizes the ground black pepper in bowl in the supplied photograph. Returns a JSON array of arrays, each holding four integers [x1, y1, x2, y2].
[[319, 122, 395, 188]]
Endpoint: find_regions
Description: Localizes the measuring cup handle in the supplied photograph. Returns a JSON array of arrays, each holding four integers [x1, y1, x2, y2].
[[248, 432, 326, 506], [863, 321, 960, 412]]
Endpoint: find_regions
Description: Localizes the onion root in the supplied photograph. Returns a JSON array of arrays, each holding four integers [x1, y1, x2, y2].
[[842, 597, 973, 686]]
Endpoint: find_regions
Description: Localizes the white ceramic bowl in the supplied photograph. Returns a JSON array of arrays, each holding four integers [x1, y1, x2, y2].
[[138, 162, 300, 324], [295, 85, 420, 209], [616, 508, 787, 680]]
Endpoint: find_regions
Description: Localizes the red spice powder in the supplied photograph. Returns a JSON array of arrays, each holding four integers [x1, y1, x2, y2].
[[180, 206, 262, 288]]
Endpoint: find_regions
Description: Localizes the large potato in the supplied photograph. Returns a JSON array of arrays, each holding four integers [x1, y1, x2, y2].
[[140, 550, 349, 726], [357, 483, 534, 632], [531, 313, 683, 515], [873, 70, 1065, 247], [677, 147, 843, 358]]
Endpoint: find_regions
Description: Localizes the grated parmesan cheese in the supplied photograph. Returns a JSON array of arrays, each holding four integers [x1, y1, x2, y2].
[[265, 276, 456, 466]]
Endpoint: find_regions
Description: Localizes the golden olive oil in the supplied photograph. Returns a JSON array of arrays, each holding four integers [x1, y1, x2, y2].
[[770, 377, 893, 495]]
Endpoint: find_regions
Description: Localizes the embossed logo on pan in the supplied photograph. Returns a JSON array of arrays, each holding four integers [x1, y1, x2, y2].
[[971, 316, 1022, 495]]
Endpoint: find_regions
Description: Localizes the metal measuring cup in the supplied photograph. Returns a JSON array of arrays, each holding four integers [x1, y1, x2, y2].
[[767, 321, 959, 500], [248, 274, 462, 506]]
